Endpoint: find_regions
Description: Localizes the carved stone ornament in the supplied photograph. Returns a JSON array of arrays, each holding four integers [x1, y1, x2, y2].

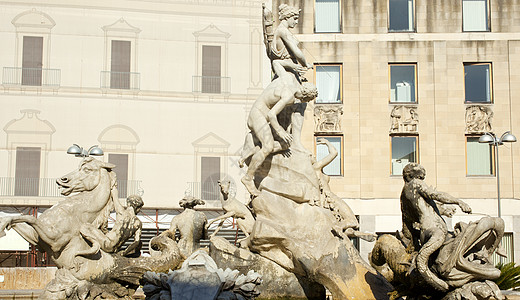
[[314, 104, 343, 133], [390, 105, 418, 134], [465, 105, 493, 134]]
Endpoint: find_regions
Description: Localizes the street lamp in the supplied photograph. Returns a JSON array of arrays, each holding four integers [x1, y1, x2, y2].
[[66, 144, 104, 157], [478, 131, 517, 218]]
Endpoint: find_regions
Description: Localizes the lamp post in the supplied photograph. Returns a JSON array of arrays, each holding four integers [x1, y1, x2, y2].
[[478, 131, 517, 218], [66, 144, 104, 157]]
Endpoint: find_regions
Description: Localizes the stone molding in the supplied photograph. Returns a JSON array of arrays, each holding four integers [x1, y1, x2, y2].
[[465, 105, 493, 134], [314, 104, 343, 133], [390, 105, 418, 134]]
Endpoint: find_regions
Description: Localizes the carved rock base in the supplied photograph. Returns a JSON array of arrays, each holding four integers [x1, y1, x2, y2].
[[209, 236, 326, 299]]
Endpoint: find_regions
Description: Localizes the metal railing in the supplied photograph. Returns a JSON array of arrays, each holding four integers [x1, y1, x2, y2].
[[100, 71, 140, 90], [192, 76, 230, 94], [186, 182, 221, 200], [2, 67, 61, 87], [0, 177, 141, 199]]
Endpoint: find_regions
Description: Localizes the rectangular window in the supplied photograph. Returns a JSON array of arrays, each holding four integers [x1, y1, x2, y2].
[[315, 64, 342, 103], [391, 136, 417, 175], [110, 40, 131, 89], [22, 36, 43, 86], [315, 0, 341, 33], [464, 63, 492, 103], [201, 156, 221, 200], [388, 0, 415, 32], [15, 147, 41, 196], [463, 0, 489, 32], [202, 45, 222, 93], [108, 154, 129, 198], [492, 232, 514, 264], [389, 64, 417, 103], [316, 136, 343, 176], [466, 136, 494, 176]]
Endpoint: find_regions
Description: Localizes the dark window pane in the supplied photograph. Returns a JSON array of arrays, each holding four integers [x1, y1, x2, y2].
[[465, 64, 491, 103], [390, 65, 416, 102], [391, 137, 417, 175], [389, 0, 413, 31]]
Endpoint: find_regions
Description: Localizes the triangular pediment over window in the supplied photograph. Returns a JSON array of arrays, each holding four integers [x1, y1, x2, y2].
[[102, 18, 141, 34], [191, 132, 230, 149], [193, 24, 230, 39]]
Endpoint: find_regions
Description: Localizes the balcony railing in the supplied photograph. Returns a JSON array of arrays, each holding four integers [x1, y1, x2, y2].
[[2, 67, 61, 87], [100, 71, 140, 90], [0, 177, 141, 199], [192, 76, 230, 94], [186, 182, 220, 200]]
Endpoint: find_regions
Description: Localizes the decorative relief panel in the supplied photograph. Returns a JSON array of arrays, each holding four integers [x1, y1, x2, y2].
[[314, 104, 343, 133], [390, 106, 418, 134], [465, 105, 493, 134]]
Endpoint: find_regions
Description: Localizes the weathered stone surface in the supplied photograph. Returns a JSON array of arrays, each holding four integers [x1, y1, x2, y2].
[[142, 250, 262, 300], [0, 158, 183, 300], [249, 149, 393, 300], [370, 163, 505, 300], [210, 236, 325, 299]]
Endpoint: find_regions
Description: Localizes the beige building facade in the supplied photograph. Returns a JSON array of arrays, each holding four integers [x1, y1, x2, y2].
[[0, 0, 519, 268], [0, 0, 268, 263], [274, 0, 520, 263]]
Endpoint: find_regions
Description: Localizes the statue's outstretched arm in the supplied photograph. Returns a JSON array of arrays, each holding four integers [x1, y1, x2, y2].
[[417, 182, 472, 214], [313, 138, 338, 170]]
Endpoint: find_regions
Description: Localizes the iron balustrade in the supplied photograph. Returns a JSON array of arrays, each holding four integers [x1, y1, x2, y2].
[[0, 177, 141, 198], [186, 181, 221, 200], [100, 71, 140, 90], [2, 67, 61, 87], [192, 76, 230, 94]]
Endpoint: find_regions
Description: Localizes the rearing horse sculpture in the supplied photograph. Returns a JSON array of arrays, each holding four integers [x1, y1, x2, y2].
[[0, 157, 117, 270]]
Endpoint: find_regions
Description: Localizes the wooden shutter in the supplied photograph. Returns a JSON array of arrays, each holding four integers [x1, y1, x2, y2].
[[201, 157, 220, 200], [202, 45, 221, 93], [110, 40, 131, 89], [109, 154, 129, 198], [15, 147, 41, 196], [22, 36, 43, 86]]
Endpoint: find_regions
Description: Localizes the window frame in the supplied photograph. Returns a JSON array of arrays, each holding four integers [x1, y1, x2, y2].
[[388, 0, 416, 32], [465, 135, 495, 176], [314, 63, 343, 104], [314, 0, 342, 33], [390, 135, 419, 176], [462, 0, 491, 32], [464, 62, 493, 104], [314, 135, 344, 176], [389, 63, 418, 104]]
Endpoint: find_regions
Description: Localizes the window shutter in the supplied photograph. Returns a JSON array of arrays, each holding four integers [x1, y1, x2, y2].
[[15, 147, 41, 196], [109, 154, 129, 198]]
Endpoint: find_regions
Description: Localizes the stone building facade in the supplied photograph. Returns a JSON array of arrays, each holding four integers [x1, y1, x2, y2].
[[0, 0, 267, 264], [273, 0, 520, 263]]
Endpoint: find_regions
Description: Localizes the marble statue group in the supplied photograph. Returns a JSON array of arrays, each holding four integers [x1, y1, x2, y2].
[[0, 3, 508, 300]]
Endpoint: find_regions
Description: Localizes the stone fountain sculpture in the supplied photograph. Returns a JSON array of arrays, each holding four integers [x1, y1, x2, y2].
[[0, 157, 183, 300], [208, 3, 394, 299], [160, 195, 208, 258], [370, 163, 505, 300]]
